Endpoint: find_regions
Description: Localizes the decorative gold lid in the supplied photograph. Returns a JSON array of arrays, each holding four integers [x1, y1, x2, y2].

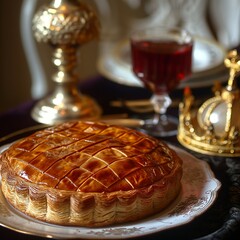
[[32, 0, 100, 45], [178, 50, 240, 156]]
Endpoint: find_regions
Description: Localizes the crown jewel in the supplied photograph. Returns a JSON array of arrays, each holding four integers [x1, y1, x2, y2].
[[178, 50, 240, 156]]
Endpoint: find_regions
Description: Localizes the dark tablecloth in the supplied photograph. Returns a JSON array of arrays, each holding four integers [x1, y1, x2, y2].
[[0, 77, 239, 240]]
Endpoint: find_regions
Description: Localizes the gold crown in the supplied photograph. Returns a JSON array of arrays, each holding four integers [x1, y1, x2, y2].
[[177, 50, 240, 157]]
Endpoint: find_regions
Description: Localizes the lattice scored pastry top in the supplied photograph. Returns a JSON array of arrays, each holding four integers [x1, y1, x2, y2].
[[0, 121, 183, 227]]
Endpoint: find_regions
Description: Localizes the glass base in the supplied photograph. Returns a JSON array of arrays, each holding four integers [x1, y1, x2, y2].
[[140, 115, 178, 137]]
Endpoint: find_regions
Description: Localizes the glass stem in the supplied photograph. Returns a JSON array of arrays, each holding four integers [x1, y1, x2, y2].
[[150, 94, 172, 124]]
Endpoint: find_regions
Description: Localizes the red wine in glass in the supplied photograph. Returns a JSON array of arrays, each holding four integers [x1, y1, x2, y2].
[[130, 27, 193, 137], [131, 40, 193, 94]]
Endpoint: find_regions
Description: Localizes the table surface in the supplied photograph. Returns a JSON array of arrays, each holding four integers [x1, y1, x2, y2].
[[0, 77, 239, 240]]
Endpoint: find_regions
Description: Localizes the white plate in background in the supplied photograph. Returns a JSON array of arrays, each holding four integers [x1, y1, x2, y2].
[[98, 37, 228, 89]]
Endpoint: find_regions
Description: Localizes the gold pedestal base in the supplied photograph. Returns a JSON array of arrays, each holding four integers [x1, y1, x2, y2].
[[31, 90, 101, 125]]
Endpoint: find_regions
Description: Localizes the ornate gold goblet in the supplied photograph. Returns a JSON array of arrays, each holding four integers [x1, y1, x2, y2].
[[31, 0, 102, 124]]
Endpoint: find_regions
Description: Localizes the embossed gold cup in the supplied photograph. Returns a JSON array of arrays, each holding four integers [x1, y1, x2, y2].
[[31, 0, 102, 124]]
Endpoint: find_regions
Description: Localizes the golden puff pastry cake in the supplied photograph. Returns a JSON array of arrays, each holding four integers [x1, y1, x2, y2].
[[0, 121, 182, 227]]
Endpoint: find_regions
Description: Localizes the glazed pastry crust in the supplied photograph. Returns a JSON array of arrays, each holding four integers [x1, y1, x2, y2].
[[0, 121, 182, 227]]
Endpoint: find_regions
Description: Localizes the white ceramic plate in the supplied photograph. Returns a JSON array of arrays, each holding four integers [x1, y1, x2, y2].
[[0, 143, 221, 239], [98, 37, 228, 89]]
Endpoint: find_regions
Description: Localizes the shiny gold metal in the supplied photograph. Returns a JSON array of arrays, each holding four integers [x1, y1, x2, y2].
[[178, 50, 240, 157], [31, 0, 101, 124]]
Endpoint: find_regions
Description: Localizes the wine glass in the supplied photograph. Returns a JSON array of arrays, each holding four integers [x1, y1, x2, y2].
[[130, 26, 193, 137]]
